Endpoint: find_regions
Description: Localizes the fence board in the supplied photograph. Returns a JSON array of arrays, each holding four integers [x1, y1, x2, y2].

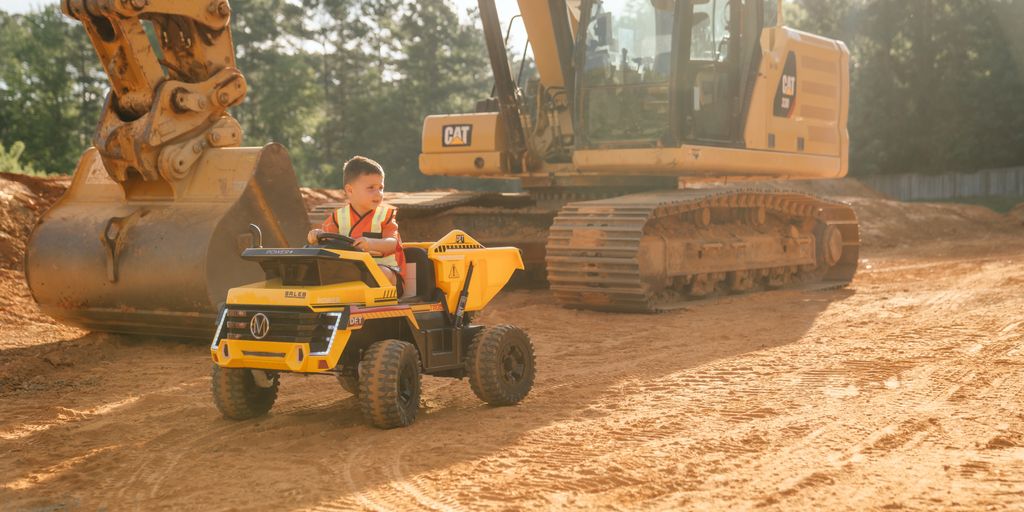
[[861, 167, 1024, 200]]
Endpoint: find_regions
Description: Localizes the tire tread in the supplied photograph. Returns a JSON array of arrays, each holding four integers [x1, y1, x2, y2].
[[358, 340, 421, 428], [211, 365, 279, 420], [467, 325, 536, 406]]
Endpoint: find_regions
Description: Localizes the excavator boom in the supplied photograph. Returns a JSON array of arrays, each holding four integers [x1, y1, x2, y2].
[[27, 0, 310, 338]]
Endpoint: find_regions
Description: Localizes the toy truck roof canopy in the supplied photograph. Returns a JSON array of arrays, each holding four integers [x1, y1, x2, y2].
[[229, 230, 524, 314], [241, 248, 376, 287]]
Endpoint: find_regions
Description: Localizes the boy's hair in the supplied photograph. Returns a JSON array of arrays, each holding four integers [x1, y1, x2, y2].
[[343, 155, 385, 185]]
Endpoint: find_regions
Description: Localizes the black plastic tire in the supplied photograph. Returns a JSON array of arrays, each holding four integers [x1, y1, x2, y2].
[[467, 325, 536, 406], [358, 339, 421, 428], [211, 365, 279, 420], [336, 372, 359, 396]]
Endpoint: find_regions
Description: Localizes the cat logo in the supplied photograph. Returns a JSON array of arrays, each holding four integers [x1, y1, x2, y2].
[[773, 52, 798, 118], [442, 124, 472, 147], [448, 266, 460, 279], [455, 234, 465, 243]]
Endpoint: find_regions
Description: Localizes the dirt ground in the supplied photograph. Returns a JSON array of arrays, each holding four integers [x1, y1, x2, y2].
[[1, 174, 1023, 511]]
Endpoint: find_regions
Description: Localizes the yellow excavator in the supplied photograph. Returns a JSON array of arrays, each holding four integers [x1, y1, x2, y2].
[[398, 0, 860, 311], [25, 0, 310, 338], [28, 0, 858, 341]]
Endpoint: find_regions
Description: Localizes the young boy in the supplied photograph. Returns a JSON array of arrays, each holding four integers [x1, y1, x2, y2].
[[307, 156, 406, 291]]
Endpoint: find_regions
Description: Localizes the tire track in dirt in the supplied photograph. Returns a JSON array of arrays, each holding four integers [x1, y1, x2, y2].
[[311, 250, 1024, 510], [3, 235, 1024, 510], [741, 273, 1024, 509]]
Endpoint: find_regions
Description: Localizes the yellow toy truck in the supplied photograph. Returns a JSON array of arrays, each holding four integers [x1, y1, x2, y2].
[[210, 229, 534, 428]]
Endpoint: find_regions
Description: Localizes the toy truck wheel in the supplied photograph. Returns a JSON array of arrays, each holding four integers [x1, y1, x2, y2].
[[336, 372, 359, 396], [467, 325, 536, 406], [358, 339, 421, 429], [211, 365, 279, 420]]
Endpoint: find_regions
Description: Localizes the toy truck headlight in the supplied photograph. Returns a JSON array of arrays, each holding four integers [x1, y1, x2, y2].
[[311, 312, 345, 356]]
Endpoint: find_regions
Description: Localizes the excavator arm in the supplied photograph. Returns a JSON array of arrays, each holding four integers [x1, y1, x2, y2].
[[61, 0, 246, 195], [26, 0, 310, 339], [420, 0, 580, 175]]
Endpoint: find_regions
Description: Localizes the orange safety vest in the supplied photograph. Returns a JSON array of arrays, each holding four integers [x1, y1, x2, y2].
[[334, 204, 399, 267]]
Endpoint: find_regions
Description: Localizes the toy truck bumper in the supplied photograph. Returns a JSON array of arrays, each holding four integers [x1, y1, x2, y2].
[[210, 310, 351, 373]]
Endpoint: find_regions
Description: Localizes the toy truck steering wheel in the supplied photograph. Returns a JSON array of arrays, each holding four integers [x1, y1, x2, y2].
[[317, 232, 356, 249]]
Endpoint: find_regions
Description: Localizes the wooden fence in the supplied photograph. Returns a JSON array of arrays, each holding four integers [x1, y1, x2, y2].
[[861, 167, 1024, 201]]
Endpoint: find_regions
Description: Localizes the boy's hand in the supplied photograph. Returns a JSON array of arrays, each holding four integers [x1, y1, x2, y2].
[[307, 229, 323, 245], [353, 237, 371, 251]]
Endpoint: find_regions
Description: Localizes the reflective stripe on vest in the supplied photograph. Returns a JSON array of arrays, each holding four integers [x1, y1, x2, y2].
[[335, 204, 398, 267]]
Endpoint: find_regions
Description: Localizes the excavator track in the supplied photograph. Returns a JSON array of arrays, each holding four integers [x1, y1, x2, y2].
[[546, 187, 860, 312]]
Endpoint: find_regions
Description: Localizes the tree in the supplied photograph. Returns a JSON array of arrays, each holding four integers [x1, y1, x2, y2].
[[0, 7, 103, 173], [0, 141, 45, 174], [231, 0, 322, 176], [0, 1, 497, 188], [793, 0, 1024, 175], [385, 0, 494, 190]]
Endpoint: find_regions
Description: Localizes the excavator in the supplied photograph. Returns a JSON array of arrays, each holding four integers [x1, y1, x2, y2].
[[27, 0, 858, 341], [388, 0, 861, 311], [25, 0, 310, 338]]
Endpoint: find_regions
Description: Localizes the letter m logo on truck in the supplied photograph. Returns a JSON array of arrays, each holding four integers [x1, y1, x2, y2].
[[442, 124, 472, 147]]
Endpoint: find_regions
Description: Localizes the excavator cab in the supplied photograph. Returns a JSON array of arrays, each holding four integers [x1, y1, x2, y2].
[[577, 0, 675, 146], [576, 0, 769, 148]]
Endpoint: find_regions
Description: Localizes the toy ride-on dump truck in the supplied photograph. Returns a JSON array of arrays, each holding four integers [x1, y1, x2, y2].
[[210, 229, 535, 428]]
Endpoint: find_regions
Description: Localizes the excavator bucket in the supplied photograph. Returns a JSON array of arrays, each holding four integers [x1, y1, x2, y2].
[[25, 143, 310, 339]]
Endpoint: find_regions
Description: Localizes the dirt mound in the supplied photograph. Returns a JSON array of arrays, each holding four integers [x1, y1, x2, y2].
[[846, 196, 1021, 250], [299, 186, 347, 212], [771, 178, 1023, 249], [0, 174, 83, 349], [1008, 203, 1024, 224], [0, 173, 69, 270], [299, 187, 462, 212], [769, 177, 888, 199]]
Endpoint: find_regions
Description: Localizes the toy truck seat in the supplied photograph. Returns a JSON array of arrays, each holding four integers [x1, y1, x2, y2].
[[402, 246, 436, 301]]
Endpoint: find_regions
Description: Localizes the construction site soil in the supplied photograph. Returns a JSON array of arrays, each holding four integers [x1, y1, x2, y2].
[[1, 172, 1022, 511]]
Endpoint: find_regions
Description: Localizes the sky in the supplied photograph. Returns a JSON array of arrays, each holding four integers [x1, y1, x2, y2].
[[452, 0, 527, 49], [0, 0, 43, 13]]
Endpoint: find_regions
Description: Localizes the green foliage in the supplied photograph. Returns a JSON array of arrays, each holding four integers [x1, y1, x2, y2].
[[1, 0, 1022, 186], [0, 1, 493, 190], [791, 0, 1024, 175], [0, 7, 103, 174], [231, 0, 323, 178], [0, 141, 50, 176]]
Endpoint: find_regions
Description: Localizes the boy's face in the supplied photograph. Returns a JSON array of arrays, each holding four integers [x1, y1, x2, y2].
[[344, 173, 384, 212]]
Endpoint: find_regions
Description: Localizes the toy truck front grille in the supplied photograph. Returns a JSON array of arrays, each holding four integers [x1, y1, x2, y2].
[[220, 308, 336, 353]]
